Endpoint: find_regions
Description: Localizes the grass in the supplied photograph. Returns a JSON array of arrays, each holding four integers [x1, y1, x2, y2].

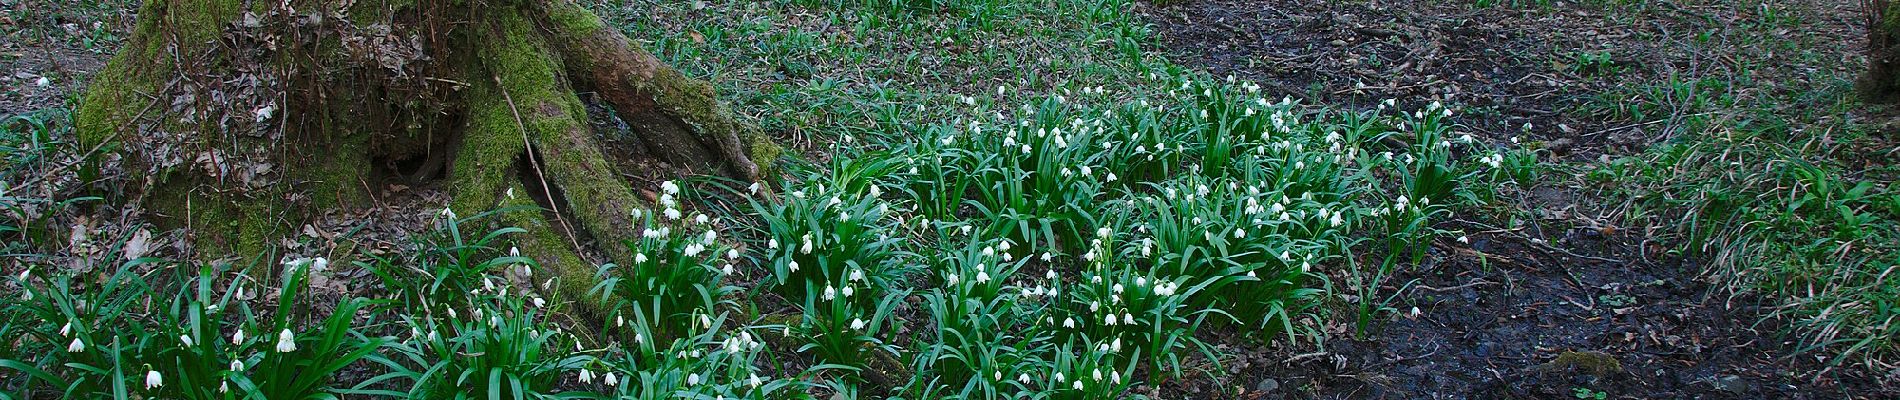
[[3, 0, 1899, 398]]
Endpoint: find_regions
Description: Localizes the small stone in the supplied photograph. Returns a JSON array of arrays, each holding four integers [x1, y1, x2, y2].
[[1254, 378, 1279, 393], [1330, 39, 1348, 47], [1710, 375, 1748, 394]]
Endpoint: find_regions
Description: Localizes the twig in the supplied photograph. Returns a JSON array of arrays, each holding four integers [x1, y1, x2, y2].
[[493, 75, 585, 253]]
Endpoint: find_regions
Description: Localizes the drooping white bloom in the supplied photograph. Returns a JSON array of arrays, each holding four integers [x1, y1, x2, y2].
[[975, 271, 991, 284], [604, 372, 619, 386], [841, 285, 855, 298], [686, 373, 701, 386], [660, 181, 680, 195], [850, 318, 866, 330], [276, 329, 297, 353], [180, 334, 194, 348], [59, 322, 71, 336], [787, 260, 800, 273], [1062, 317, 1076, 328], [578, 369, 595, 384], [145, 369, 163, 389], [67, 338, 85, 352]]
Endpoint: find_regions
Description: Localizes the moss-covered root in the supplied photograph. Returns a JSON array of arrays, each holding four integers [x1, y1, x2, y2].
[[451, 6, 648, 325], [531, 0, 779, 182]]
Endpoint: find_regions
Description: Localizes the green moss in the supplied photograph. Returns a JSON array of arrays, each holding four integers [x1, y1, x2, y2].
[[545, 1, 608, 39], [1534, 351, 1624, 377], [496, 185, 600, 314]]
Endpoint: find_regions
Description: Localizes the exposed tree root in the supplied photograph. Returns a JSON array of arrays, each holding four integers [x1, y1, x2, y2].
[[73, 0, 779, 324]]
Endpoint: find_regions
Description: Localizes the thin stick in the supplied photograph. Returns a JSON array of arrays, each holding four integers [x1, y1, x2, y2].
[[493, 75, 585, 253]]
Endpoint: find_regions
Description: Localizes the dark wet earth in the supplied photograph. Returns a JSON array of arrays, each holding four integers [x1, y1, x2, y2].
[[1139, 0, 1897, 398]]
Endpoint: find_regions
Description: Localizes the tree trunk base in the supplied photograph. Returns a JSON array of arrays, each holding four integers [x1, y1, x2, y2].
[[74, 0, 779, 320]]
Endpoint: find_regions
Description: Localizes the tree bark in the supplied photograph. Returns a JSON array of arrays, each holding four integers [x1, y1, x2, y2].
[[1863, 0, 1900, 102], [73, 0, 778, 318]]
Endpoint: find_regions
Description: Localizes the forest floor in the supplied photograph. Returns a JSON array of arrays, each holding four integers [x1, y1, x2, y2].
[[1138, 0, 1896, 398], [5, 0, 1898, 399]]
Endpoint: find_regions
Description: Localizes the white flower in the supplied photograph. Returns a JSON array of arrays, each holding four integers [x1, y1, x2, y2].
[[230, 360, 244, 371], [841, 285, 855, 297], [59, 322, 71, 336], [660, 181, 680, 195], [1104, 314, 1118, 325], [975, 271, 991, 284], [1062, 317, 1076, 328], [849, 269, 865, 281], [67, 338, 85, 352], [180, 334, 194, 348], [1019, 373, 1033, 384], [696, 214, 710, 224], [787, 260, 800, 272], [220, 381, 229, 393], [687, 373, 701, 386], [1054, 372, 1066, 382], [1458, 235, 1470, 244], [800, 234, 814, 254], [145, 369, 163, 389], [850, 318, 866, 330], [823, 285, 837, 301], [839, 211, 851, 222], [276, 329, 298, 353], [634, 253, 649, 263], [1073, 379, 1085, 390], [604, 372, 619, 386], [578, 369, 595, 384], [727, 249, 740, 260], [663, 208, 683, 220], [1092, 368, 1103, 381]]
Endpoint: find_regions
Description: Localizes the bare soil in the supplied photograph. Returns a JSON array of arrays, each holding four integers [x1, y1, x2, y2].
[[1139, 0, 1897, 398]]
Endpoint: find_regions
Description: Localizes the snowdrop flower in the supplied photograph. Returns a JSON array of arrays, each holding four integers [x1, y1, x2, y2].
[[687, 373, 701, 386], [823, 285, 837, 301], [59, 322, 71, 336], [1073, 379, 1085, 390], [1062, 317, 1077, 329], [1092, 368, 1103, 381], [661, 181, 680, 195], [850, 318, 866, 330], [180, 334, 194, 348], [1054, 372, 1067, 382], [578, 369, 595, 384], [232, 329, 246, 343], [1019, 373, 1033, 384], [145, 368, 163, 389], [975, 271, 991, 284], [1104, 314, 1118, 326], [663, 208, 682, 220], [1458, 235, 1470, 244], [841, 285, 855, 297], [604, 372, 619, 386], [276, 329, 297, 353], [800, 234, 814, 254], [67, 338, 85, 352], [748, 373, 764, 387]]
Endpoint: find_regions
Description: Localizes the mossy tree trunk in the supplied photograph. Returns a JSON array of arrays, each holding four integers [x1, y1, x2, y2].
[[1863, 0, 1900, 102], [74, 0, 778, 313]]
